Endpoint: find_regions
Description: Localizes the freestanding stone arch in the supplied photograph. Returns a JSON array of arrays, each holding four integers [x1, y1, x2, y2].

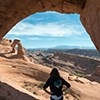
[[0, 0, 100, 51], [11, 39, 30, 61], [11, 39, 25, 56]]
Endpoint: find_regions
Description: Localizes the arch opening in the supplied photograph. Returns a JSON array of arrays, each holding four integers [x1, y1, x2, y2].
[[0, 0, 100, 51], [5, 11, 96, 50]]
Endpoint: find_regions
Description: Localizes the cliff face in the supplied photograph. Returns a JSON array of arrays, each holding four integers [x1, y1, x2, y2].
[[0, 0, 100, 51], [80, 0, 100, 51]]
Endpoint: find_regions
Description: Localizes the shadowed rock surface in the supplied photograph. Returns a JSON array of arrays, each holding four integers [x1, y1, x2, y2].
[[0, 81, 38, 100], [0, 0, 100, 51]]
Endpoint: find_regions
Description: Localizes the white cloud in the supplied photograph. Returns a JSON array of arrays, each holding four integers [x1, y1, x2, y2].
[[46, 37, 57, 40], [27, 37, 41, 40], [7, 22, 85, 37]]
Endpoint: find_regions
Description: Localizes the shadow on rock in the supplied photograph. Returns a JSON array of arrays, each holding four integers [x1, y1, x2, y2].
[[0, 81, 38, 100]]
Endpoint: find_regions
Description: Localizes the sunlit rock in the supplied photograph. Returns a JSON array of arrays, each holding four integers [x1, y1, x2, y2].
[[0, 0, 100, 51]]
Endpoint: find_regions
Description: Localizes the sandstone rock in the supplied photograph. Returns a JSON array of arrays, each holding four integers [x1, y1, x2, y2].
[[0, 95, 10, 100], [68, 75, 84, 84], [68, 75, 77, 81], [11, 39, 25, 56], [0, 38, 12, 53], [0, 81, 38, 100], [94, 65, 100, 76], [0, 0, 100, 51], [0, 38, 12, 46], [80, 0, 100, 51], [0, 38, 30, 61], [11, 39, 31, 61], [0, 0, 85, 37]]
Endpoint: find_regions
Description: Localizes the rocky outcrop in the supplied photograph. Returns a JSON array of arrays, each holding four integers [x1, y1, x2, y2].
[[0, 38, 12, 53], [10, 39, 31, 61], [11, 39, 25, 57], [53, 52, 100, 74], [80, 0, 100, 51], [0, 81, 38, 100], [0, 0, 85, 37], [0, 38, 30, 61], [0, 0, 100, 51], [94, 65, 100, 76]]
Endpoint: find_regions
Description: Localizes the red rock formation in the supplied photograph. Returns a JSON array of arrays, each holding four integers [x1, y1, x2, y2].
[[0, 0, 100, 51], [0, 38, 12, 53], [0, 0, 85, 38], [11, 39, 31, 61], [11, 39, 25, 56], [80, 0, 100, 51], [94, 65, 100, 76], [0, 81, 38, 100]]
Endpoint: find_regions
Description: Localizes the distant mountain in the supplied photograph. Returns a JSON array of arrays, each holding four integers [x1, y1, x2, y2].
[[65, 49, 100, 59], [52, 45, 95, 50], [26, 45, 95, 50]]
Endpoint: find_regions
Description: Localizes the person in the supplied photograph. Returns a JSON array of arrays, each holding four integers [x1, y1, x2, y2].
[[43, 68, 71, 100]]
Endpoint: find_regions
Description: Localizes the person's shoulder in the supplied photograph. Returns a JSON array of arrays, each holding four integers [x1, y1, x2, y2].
[[48, 77, 53, 81], [60, 77, 64, 80], [60, 77, 67, 82]]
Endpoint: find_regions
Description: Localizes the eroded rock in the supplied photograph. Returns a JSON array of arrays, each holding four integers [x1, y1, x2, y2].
[[0, 38, 12, 53], [0, 81, 37, 100], [11, 39, 25, 56], [0, 0, 100, 51], [94, 65, 100, 76], [11, 39, 31, 61], [80, 0, 100, 51], [0, 0, 85, 38]]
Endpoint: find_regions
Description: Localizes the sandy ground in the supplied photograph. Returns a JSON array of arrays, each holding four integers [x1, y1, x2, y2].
[[0, 52, 100, 100]]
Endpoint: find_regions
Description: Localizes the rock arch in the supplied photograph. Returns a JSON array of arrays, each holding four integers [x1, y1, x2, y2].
[[11, 39, 30, 61], [0, 0, 100, 51], [11, 39, 25, 56]]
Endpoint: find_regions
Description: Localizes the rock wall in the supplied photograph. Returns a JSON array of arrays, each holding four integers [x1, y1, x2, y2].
[[53, 52, 100, 74], [0, 81, 38, 100], [0, 0, 100, 51], [80, 0, 100, 51], [94, 65, 100, 76], [0, 0, 85, 38]]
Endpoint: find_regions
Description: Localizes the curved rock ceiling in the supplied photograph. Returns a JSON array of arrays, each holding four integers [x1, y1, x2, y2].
[[0, 0, 100, 51]]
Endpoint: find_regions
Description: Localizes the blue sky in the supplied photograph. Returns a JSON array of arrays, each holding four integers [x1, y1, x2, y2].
[[5, 11, 95, 49]]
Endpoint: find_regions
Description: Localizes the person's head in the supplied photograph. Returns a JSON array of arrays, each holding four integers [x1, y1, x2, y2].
[[50, 68, 60, 78]]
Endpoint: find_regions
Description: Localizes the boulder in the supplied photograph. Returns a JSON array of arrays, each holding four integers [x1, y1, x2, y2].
[[94, 65, 100, 76]]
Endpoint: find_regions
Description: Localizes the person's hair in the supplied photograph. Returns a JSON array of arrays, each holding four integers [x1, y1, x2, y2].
[[50, 68, 60, 78]]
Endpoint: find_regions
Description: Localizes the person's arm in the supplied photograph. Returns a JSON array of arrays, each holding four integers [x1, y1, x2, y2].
[[43, 88, 51, 95], [43, 78, 51, 95], [62, 78, 71, 92], [62, 86, 70, 92]]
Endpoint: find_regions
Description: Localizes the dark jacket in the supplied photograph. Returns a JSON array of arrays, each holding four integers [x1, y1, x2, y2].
[[43, 76, 71, 96]]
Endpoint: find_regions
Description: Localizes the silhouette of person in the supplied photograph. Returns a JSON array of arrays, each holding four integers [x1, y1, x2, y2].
[[43, 68, 71, 100]]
